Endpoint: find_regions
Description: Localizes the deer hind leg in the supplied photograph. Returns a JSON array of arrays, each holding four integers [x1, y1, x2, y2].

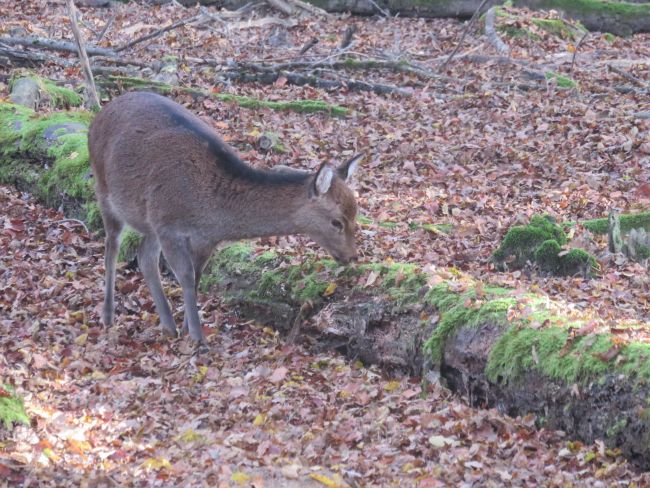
[[138, 233, 177, 338], [181, 247, 213, 336], [100, 205, 124, 327], [159, 234, 206, 344]]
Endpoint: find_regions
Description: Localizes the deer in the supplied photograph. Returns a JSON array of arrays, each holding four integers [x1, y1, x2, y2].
[[88, 91, 362, 344]]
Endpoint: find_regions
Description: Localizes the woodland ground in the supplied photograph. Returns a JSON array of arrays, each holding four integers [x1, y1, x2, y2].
[[1, 0, 650, 486]]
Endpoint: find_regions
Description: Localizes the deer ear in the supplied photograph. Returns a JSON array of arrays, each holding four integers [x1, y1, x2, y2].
[[313, 164, 334, 195], [337, 153, 363, 182]]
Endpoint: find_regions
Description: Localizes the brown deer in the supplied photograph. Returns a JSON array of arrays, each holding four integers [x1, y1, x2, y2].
[[88, 92, 362, 344]]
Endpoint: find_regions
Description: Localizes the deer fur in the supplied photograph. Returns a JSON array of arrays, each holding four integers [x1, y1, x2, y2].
[[88, 91, 362, 344]]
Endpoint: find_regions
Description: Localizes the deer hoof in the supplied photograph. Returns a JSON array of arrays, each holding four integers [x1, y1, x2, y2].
[[162, 324, 178, 338]]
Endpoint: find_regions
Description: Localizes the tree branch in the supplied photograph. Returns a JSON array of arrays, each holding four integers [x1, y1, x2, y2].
[[65, 0, 100, 109]]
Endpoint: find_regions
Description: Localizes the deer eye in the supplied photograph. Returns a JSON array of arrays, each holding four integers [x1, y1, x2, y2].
[[331, 219, 344, 230]]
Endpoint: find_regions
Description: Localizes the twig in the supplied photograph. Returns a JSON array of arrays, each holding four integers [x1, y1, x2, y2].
[[484, 6, 509, 54], [368, 0, 390, 17], [96, 13, 115, 43], [339, 25, 356, 50], [287, 302, 311, 344], [115, 13, 202, 52], [569, 31, 588, 74], [607, 64, 647, 88], [299, 37, 319, 55], [65, 0, 100, 109], [438, 0, 491, 72], [58, 218, 90, 234]]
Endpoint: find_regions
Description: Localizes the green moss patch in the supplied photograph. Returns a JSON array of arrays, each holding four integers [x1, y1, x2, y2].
[[0, 103, 95, 223], [205, 243, 428, 309], [99, 76, 347, 116], [423, 278, 650, 390], [0, 384, 29, 430], [581, 212, 650, 235], [118, 228, 142, 263], [493, 215, 596, 276], [545, 71, 577, 89], [10, 74, 82, 109], [487, 325, 650, 387], [424, 284, 515, 363]]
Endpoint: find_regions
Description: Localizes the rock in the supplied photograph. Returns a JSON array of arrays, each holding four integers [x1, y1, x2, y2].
[[9, 78, 40, 109]]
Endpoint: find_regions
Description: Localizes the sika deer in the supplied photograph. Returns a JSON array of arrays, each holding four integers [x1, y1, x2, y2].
[[88, 92, 362, 344]]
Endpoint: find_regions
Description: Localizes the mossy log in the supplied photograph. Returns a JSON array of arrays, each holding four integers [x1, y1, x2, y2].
[[2, 102, 650, 470], [96, 75, 348, 116], [187, 0, 650, 35], [205, 243, 650, 470]]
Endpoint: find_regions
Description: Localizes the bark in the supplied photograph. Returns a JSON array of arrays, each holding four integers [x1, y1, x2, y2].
[[198, 0, 650, 35]]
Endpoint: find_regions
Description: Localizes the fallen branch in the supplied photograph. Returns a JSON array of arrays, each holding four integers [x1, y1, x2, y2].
[[438, 0, 490, 72], [0, 43, 75, 68], [265, 0, 294, 16], [96, 13, 115, 43], [484, 6, 509, 54], [223, 69, 413, 96], [115, 13, 202, 52], [0, 35, 116, 57], [286, 0, 329, 17], [235, 58, 459, 84], [607, 64, 648, 88], [66, 0, 100, 109]]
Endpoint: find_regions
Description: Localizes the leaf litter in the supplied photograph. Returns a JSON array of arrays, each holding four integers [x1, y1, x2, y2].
[[1, 0, 650, 484]]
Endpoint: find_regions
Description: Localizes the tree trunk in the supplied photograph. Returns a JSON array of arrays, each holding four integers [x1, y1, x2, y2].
[[191, 0, 650, 35]]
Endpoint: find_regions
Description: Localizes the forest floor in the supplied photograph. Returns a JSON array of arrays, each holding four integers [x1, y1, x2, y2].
[[1, 0, 650, 485]]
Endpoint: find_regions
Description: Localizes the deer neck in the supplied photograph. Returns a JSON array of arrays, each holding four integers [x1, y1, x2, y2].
[[219, 179, 310, 240]]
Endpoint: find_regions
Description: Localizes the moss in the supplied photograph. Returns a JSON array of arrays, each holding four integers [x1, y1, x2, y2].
[[545, 71, 577, 89], [486, 324, 650, 388], [424, 284, 516, 363], [84, 201, 103, 232], [421, 223, 453, 234], [217, 94, 347, 116], [0, 384, 30, 430], [534, 240, 598, 276], [606, 418, 629, 438], [493, 214, 566, 267], [531, 18, 585, 40], [9, 75, 82, 109], [37, 130, 92, 207], [602, 33, 617, 43], [494, 214, 596, 276], [118, 228, 142, 263], [528, 0, 650, 19], [378, 221, 398, 229], [357, 215, 373, 226], [561, 248, 598, 275], [101, 76, 347, 116], [0, 104, 96, 218], [37, 78, 83, 109], [581, 212, 650, 235]]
